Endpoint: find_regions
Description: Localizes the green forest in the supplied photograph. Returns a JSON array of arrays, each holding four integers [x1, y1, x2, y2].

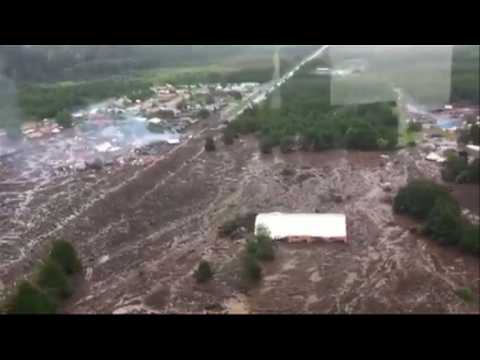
[[227, 57, 400, 152]]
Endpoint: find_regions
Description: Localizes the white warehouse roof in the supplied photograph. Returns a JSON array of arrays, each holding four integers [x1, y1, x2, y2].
[[255, 213, 347, 242]]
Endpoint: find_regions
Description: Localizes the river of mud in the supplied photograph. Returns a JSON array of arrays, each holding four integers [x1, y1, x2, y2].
[[0, 83, 478, 313]]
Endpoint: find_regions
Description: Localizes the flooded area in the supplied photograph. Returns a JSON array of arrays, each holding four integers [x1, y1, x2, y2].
[[0, 61, 478, 314]]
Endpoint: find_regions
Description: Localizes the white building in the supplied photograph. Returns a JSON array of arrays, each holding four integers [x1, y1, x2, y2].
[[255, 213, 348, 244]]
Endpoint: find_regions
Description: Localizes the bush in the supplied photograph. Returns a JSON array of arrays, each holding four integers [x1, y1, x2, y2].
[[35, 259, 73, 300], [259, 136, 274, 154], [345, 123, 379, 150], [242, 254, 262, 283], [279, 136, 295, 154], [464, 158, 479, 183], [194, 260, 213, 284], [407, 122, 423, 132], [49, 240, 82, 275], [424, 198, 463, 246], [442, 155, 468, 182], [218, 212, 257, 239], [55, 110, 73, 129], [198, 109, 210, 119], [222, 129, 235, 146], [4, 281, 57, 314], [393, 180, 454, 220], [460, 223, 480, 254], [246, 227, 275, 261], [454, 287, 475, 303], [442, 155, 479, 184], [205, 136, 216, 152]]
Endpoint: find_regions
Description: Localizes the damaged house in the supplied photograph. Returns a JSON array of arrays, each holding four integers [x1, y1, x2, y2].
[[255, 213, 348, 244]]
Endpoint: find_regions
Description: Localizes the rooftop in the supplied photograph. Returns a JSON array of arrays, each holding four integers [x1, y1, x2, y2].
[[255, 213, 347, 241]]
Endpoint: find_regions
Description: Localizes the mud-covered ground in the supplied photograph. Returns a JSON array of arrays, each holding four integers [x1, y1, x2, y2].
[[1, 118, 479, 314]]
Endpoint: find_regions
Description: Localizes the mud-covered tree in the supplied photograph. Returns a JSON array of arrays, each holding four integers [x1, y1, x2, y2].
[[259, 136, 274, 154], [222, 128, 235, 146], [247, 226, 275, 261], [198, 109, 210, 120], [460, 223, 480, 254], [49, 240, 82, 275], [55, 110, 73, 129], [242, 253, 262, 283], [194, 260, 213, 284], [3, 281, 57, 314], [424, 198, 463, 246], [205, 136, 216, 152], [393, 180, 453, 220], [35, 259, 73, 300]]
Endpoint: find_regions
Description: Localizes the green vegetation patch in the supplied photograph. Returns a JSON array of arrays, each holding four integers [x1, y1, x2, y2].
[[3, 281, 58, 314], [394, 180, 479, 255], [194, 260, 214, 284], [1, 240, 82, 314], [49, 240, 82, 275]]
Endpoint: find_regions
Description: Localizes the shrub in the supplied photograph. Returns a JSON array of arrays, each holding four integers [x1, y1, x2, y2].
[[35, 259, 73, 300], [377, 137, 389, 150], [465, 159, 479, 183], [242, 254, 262, 283], [198, 109, 210, 119], [345, 123, 379, 150], [55, 110, 73, 129], [259, 136, 274, 154], [441, 155, 468, 183], [407, 122, 423, 132], [218, 212, 257, 239], [194, 260, 213, 284], [279, 136, 295, 154], [460, 223, 480, 254], [454, 287, 475, 303], [393, 180, 453, 220], [222, 129, 235, 146], [407, 140, 417, 147], [49, 240, 82, 275], [4, 281, 57, 314], [424, 198, 463, 246], [246, 226, 275, 261], [205, 136, 216, 152]]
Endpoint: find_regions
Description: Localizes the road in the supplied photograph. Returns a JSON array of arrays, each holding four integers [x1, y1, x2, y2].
[[224, 45, 330, 122]]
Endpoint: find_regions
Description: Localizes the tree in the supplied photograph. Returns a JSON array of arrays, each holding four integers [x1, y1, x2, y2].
[[198, 109, 210, 120], [205, 136, 216, 152], [242, 254, 262, 283], [393, 180, 453, 220], [259, 136, 274, 154], [55, 110, 73, 129], [247, 226, 275, 261], [194, 260, 213, 283], [345, 123, 379, 150], [35, 259, 73, 300], [469, 123, 479, 145], [425, 198, 463, 246], [279, 136, 295, 153], [460, 223, 480, 254], [49, 240, 82, 275], [222, 128, 235, 146], [4, 281, 57, 314], [407, 122, 423, 132]]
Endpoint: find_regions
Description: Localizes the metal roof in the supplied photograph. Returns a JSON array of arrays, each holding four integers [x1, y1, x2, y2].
[[255, 213, 347, 240]]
